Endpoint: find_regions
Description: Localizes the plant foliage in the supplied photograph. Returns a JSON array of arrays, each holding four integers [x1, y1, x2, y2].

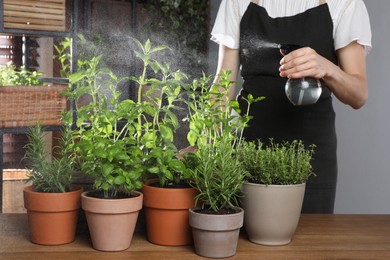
[[142, 0, 210, 76], [183, 70, 263, 212], [236, 139, 316, 185], [0, 62, 43, 86], [24, 118, 75, 193], [67, 38, 190, 198]]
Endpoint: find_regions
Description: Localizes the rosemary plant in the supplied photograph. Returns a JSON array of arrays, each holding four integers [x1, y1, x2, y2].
[[24, 118, 74, 193], [183, 70, 263, 212]]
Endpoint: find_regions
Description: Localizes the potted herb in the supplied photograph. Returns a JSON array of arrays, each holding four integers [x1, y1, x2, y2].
[[23, 116, 82, 245], [0, 62, 67, 128], [184, 71, 261, 258], [237, 139, 316, 245], [130, 39, 197, 246], [67, 52, 144, 252]]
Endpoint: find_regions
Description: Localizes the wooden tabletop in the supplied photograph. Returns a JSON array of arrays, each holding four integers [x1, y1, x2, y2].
[[1, 214, 390, 259]]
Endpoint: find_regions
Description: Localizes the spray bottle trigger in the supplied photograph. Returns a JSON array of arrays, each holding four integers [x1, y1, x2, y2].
[[278, 44, 302, 55]]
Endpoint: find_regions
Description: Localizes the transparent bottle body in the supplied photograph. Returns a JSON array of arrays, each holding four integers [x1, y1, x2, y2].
[[285, 78, 322, 106]]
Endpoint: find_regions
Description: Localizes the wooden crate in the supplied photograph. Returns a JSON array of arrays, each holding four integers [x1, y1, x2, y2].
[[0, 85, 67, 128], [2, 169, 29, 213], [3, 0, 66, 32]]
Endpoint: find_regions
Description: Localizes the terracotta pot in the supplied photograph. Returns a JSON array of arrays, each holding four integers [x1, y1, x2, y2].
[[81, 190, 143, 251], [142, 179, 197, 246], [241, 182, 305, 245], [189, 206, 244, 258], [23, 185, 83, 245]]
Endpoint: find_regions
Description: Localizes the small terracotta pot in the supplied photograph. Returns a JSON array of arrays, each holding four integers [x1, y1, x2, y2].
[[23, 185, 83, 245], [142, 179, 197, 246], [81, 190, 143, 252], [189, 206, 244, 258], [241, 182, 305, 245]]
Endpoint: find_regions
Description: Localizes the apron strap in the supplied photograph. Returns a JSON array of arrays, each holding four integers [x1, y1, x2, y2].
[[252, 0, 325, 6]]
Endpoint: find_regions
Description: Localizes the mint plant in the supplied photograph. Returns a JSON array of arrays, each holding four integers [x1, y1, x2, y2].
[[66, 38, 191, 198], [131, 38, 190, 187]]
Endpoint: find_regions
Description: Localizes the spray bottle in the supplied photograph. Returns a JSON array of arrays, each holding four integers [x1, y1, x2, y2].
[[278, 44, 322, 106]]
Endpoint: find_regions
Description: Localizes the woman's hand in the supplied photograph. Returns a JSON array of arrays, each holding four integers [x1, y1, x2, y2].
[[279, 47, 331, 80], [278, 41, 368, 109]]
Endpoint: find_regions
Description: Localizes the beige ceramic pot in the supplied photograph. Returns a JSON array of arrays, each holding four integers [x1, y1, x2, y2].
[[23, 185, 83, 245], [241, 182, 305, 245], [189, 206, 244, 258], [81, 190, 143, 251]]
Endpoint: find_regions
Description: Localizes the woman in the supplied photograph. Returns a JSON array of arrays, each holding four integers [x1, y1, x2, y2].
[[211, 0, 371, 213]]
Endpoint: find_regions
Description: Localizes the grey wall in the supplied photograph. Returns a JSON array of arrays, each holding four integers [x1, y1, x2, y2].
[[333, 0, 390, 214], [208, 0, 390, 214]]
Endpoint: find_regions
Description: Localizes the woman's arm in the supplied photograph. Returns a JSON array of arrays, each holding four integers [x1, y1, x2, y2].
[[279, 41, 368, 109], [214, 44, 240, 100]]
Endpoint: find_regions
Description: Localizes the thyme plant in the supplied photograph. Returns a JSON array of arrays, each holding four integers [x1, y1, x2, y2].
[[236, 139, 316, 185]]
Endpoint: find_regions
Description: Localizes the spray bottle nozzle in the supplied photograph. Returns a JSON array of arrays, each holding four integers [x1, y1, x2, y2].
[[279, 44, 302, 55]]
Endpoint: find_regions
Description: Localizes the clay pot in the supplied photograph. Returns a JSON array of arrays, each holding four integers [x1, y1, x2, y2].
[[81, 190, 143, 251], [23, 185, 83, 245], [142, 179, 197, 246], [189, 206, 244, 258], [241, 182, 305, 245]]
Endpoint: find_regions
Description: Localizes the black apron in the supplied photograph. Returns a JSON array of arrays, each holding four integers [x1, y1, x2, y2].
[[238, 2, 338, 213]]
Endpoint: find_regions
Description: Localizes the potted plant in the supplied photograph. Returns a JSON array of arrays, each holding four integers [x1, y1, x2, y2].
[[184, 71, 261, 258], [0, 62, 67, 128], [67, 49, 145, 251], [237, 139, 316, 245], [128, 39, 198, 246], [23, 116, 82, 245]]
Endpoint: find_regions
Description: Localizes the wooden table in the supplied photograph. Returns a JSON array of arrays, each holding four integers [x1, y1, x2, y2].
[[1, 214, 390, 259]]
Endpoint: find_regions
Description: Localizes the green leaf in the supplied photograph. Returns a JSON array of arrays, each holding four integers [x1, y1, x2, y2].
[[168, 159, 186, 173], [187, 130, 198, 147], [68, 71, 86, 84], [160, 125, 173, 142], [114, 176, 126, 185], [148, 167, 160, 174], [102, 164, 114, 177], [141, 132, 156, 148]]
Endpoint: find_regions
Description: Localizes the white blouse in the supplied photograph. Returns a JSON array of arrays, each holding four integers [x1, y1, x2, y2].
[[211, 0, 372, 54]]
